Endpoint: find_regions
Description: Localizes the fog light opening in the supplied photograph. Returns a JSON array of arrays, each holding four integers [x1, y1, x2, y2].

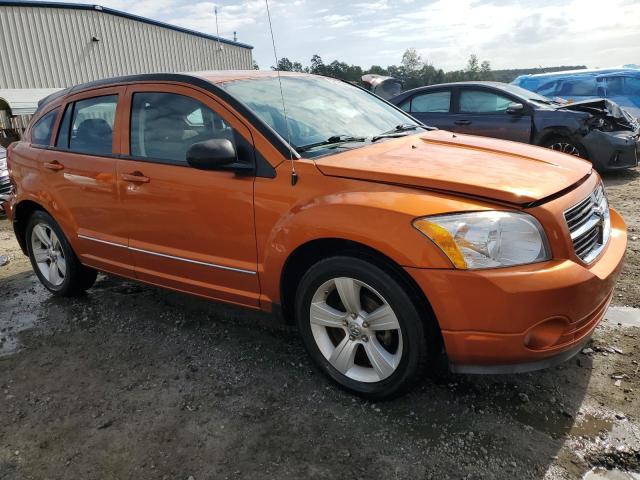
[[524, 317, 568, 350]]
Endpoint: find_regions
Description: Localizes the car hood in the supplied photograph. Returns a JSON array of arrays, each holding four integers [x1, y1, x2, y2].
[[314, 130, 592, 206], [556, 98, 638, 126]]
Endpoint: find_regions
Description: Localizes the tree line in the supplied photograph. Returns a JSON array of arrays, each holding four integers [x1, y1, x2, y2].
[[258, 48, 586, 89]]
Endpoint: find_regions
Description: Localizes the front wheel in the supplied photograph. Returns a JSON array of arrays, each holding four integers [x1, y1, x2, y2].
[[26, 210, 97, 296], [542, 136, 587, 158], [295, 256, 435, 400]]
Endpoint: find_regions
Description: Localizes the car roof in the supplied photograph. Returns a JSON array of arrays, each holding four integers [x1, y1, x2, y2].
[[35, 70, 317, 113], [389, 81, 522, 103]]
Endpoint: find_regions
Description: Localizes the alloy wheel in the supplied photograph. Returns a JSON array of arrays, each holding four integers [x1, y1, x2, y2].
[[549, 142, 581, 156], [30, 223, 66, 286], [309, 277, 403, 383]]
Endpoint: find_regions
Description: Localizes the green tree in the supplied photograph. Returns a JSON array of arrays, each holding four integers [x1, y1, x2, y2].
[[480, 60, 493, 80], [272, 57, 303, 72], [252, 60, 259, 70], [466, 54, 480, 81]]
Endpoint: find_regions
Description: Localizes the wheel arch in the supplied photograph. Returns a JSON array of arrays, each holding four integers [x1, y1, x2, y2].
[[279, 237, 443, 349], [12, 199, 51, 255]]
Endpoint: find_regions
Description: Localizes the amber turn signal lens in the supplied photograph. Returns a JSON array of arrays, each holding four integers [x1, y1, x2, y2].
[[413, 219, 468, 269]]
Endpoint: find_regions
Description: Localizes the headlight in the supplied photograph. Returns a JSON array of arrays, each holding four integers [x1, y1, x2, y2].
[[413, 211, 551, 269]]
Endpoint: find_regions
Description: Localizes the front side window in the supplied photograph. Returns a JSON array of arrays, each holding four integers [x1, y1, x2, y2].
[[31, 109, 58, 146], [410, 91, 451, 113], [219, 76, 417, 156], [130, 92, 236, 164], [66, 95, 118, 155], [459, 90, 512, 113]]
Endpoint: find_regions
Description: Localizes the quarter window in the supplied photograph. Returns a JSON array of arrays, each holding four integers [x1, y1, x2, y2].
[[130, 92, 236, 165], [459, 90, 513, 113], [31, 109, 58, 146], [410, 91, 451, 113]]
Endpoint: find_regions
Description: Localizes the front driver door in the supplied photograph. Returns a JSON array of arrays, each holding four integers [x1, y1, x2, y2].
[[118, 84, 260, 307], [452, 87, 532, 143]]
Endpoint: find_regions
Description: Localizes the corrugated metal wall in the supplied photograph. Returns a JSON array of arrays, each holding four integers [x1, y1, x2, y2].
[[0, 5, 253, 89]]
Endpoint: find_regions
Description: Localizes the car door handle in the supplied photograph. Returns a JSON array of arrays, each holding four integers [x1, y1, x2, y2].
[[121, 172, 150, 183], [44, 161, 64, 171], [454, 120, 472, 126]]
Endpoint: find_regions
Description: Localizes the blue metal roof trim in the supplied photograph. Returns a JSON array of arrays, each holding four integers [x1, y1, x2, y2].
[[0, 0, 254, 49]]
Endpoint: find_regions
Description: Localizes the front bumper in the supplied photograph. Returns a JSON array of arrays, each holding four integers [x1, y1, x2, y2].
[[406, 208, 627, 372], [582, 129, 639, 171]]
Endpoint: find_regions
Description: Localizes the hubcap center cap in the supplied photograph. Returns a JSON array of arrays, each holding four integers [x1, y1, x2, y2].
[[347, 323, 362, 337]]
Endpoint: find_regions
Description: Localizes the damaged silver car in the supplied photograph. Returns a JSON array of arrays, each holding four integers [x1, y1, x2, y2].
[[391, 81, 640, 171]]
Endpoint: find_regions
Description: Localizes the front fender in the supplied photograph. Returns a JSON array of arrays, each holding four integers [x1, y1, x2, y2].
[[255, 162, 497, 307]]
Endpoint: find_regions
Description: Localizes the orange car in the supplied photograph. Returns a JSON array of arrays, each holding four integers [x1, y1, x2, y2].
[[1, 71, 626, 399]]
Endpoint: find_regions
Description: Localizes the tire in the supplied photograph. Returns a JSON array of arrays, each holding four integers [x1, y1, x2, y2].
[[542, 136, 587, 159], [295, 256, 435, 400], [26, 210, 97, 296]]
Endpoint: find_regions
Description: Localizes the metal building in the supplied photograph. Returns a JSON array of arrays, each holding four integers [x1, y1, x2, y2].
[[0, 1, 254, 89], [0, 0, 254, 143]]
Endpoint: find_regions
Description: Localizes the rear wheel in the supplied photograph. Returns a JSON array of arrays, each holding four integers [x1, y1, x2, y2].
[[295, 256, 434, 399], [26, 211, 97, 296]]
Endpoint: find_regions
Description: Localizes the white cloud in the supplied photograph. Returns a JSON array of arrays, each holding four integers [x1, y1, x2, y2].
[[68, 0, 640, 71]]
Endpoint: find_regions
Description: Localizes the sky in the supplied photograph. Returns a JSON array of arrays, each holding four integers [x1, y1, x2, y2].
[[71, 0, 640, 71]]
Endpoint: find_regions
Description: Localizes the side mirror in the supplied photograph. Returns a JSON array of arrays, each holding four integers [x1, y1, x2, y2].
[[186, 139, 237, 170], [506, 102, 524, 115]]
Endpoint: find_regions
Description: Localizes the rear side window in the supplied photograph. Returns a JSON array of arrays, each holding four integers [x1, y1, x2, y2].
[[459, 90, 512, 113], [56, 95, 117, 155], [130, 92, 236, 165], [557, 78, 598, 97], [31, 109, 58, 146], [410, 91, 451, 113]]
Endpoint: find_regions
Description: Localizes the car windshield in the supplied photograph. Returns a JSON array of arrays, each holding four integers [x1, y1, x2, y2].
[[219, 75, 419, 157]]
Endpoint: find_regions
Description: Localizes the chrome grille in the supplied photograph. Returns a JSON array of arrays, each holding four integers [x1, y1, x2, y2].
[[564, 185, 610, 264]]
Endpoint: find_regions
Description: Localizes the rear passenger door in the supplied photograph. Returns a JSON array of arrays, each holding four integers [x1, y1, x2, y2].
[[398, 89, 456, 130], [38, 87, 133, 277], [117, 84, 260, 307], [452, 87, 532, 143]]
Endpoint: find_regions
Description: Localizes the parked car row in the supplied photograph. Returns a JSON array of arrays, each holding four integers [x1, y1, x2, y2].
[[512, 66, 640, 119], [389, 81, 640, 171], [1, 71, 627, 398]]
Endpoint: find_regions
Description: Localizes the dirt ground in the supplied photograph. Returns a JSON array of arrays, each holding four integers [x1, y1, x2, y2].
[[1, 171, 640, 480]]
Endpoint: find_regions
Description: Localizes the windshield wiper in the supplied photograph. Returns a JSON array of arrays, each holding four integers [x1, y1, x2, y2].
[[371, 124, 425, 142], [296, 135, 367, 153]]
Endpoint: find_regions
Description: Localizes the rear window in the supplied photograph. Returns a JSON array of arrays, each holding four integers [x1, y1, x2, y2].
[[410, 91, 451, 113], [31, 109, 58, 146], [56, 95, 118, 155]]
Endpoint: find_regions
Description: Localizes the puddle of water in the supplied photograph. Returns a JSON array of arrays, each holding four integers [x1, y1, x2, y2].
[[604, 306, 640, 328], [0, 309, 38, 358], [571, 414, 613, 439], [583, 468, 640, 480]]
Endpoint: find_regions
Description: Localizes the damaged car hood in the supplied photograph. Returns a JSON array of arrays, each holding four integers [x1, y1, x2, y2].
[[314, 130, 592, 206], [556, 98, 638, 128]]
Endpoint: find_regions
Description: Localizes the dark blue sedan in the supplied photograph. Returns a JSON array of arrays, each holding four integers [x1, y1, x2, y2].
[[389, 81, 639, 171]]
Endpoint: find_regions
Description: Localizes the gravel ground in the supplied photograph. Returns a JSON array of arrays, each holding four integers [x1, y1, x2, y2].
[[1, 171, 640, 480]]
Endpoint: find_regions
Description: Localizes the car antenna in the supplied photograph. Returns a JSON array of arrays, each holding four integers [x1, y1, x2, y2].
[[264, 0, 298, 186]]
